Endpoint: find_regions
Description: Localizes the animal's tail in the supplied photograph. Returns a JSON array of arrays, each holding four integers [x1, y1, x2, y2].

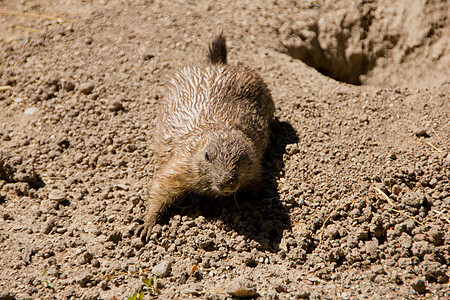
[[207, 33, 227, 65]]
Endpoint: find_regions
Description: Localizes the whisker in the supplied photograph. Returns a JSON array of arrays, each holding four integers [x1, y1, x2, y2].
[[233, 191, 240, 210]]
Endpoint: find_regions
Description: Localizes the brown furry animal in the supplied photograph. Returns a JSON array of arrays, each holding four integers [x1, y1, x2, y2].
[[139, 34, 275, 242]]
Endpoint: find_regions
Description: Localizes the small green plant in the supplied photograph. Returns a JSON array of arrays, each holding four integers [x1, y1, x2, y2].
[[143, 276, 158, 296], [41, 269, 55, 290], [128, 292, 144, 300], [127, 276, 158, 300]]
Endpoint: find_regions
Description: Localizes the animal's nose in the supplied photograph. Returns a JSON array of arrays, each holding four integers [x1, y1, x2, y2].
[[219, 175, 238, 195]]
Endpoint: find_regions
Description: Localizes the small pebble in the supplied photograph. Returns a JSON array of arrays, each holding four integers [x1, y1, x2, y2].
[[109, 100, 124, 112], [56, 227, 67, 234], [79, 83, 95, 94], [186, 283, 203, 296], [152, 261, 172, 277], [297, 287, 311, 299], [24, 107, 38, 115], [62, 79, 75, 91], [391, 271, 403, 284], [107, 231, 122, 243], [226, 278, 257, 298], [42, 220, 54, 234], [75, 271, 92, 287], [411, 241, 433, 257], [306, 274, 319, 283], [91, 259, 100, 268], [48, 190, 67, 202], [99, 280, 108, 290]]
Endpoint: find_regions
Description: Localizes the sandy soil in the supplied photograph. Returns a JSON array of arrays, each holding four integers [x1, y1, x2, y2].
[[0, 0, 449, 299]]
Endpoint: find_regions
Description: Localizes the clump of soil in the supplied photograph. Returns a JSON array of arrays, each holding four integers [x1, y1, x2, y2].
[[0, 0, 449, 299]]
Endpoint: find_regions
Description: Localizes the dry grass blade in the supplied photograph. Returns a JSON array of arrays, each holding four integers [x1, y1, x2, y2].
[[388, 207, 425, 226], [15, 25, 43, 33], [432, 129, 442, 140], [372, 185, 425, 225], [432, 209, 450, 224], [0, 9, 73, 22], [421, 141, 443, 153], [372, 185, 395, 206], [0, 86, 12, 91]]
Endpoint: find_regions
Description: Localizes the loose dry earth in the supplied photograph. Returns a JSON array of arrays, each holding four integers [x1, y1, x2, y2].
[[0, 0, 449, 299]]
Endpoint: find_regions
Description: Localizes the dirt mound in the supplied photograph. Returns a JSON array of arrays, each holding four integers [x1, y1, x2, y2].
[[0, 0, 449, 299], [279, 0, 449, 87]]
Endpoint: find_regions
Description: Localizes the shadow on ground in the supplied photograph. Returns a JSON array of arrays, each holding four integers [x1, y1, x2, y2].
[[159, 119, 298, 252]]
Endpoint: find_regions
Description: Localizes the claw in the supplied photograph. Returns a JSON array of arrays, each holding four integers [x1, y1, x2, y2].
[[136, 215, 157, 244], [139, 224, 152, 244]]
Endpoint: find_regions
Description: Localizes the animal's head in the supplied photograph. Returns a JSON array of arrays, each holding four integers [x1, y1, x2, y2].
[[190, 129, 257, 197]]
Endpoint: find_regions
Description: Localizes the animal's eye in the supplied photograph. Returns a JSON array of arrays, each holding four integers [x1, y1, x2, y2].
[[238, 153, 249, 163], [205, 152, 210, 161]]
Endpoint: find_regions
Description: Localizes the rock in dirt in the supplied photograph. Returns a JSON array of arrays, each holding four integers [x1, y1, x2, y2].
[[401, 190, 425, 208], [42, 220, 55, 234], [297, 287, 311, 299], [109, 100, 124, 112], [48, 190, 67, 202], [78, 83, 95, 94], [411, 241, 433, 258], [22, 243, 34, 265], [390, 271, 403, 285], [75, 271, 92, 287], [106, 231, 122, 243], [426, 228, 444, 246], [152, 261, 172, 277], [24, 107, 38, 115], [0, 152, 38, 184], [184, 283, 203, 296], [61, 79, 75, 91], [226, 278, 257, 297]]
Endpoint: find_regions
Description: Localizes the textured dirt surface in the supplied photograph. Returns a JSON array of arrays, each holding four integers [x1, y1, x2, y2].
[[1, 0, 449, 299]]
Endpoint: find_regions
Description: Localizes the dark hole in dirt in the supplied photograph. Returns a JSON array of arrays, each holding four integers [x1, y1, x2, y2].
[[335, 255, 346, 268], [28, 176, 45, 190], [58, 199, 71, 206], [376, 232, 387, 245], [279, 1, 448, 87], [283, 47, 373, 85], [156, 120, 298, 252]]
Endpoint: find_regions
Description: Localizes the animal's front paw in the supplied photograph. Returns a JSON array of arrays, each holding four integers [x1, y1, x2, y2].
[[135, 224, 150, 244], [135, 217, 157, 244]]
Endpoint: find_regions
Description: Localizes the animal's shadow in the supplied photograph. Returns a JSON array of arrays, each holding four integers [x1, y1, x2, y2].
[[161, 119, 298, 252]]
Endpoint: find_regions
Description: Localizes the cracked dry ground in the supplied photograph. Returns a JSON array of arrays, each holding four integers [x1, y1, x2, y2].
[[0, 0, 449, 299]]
